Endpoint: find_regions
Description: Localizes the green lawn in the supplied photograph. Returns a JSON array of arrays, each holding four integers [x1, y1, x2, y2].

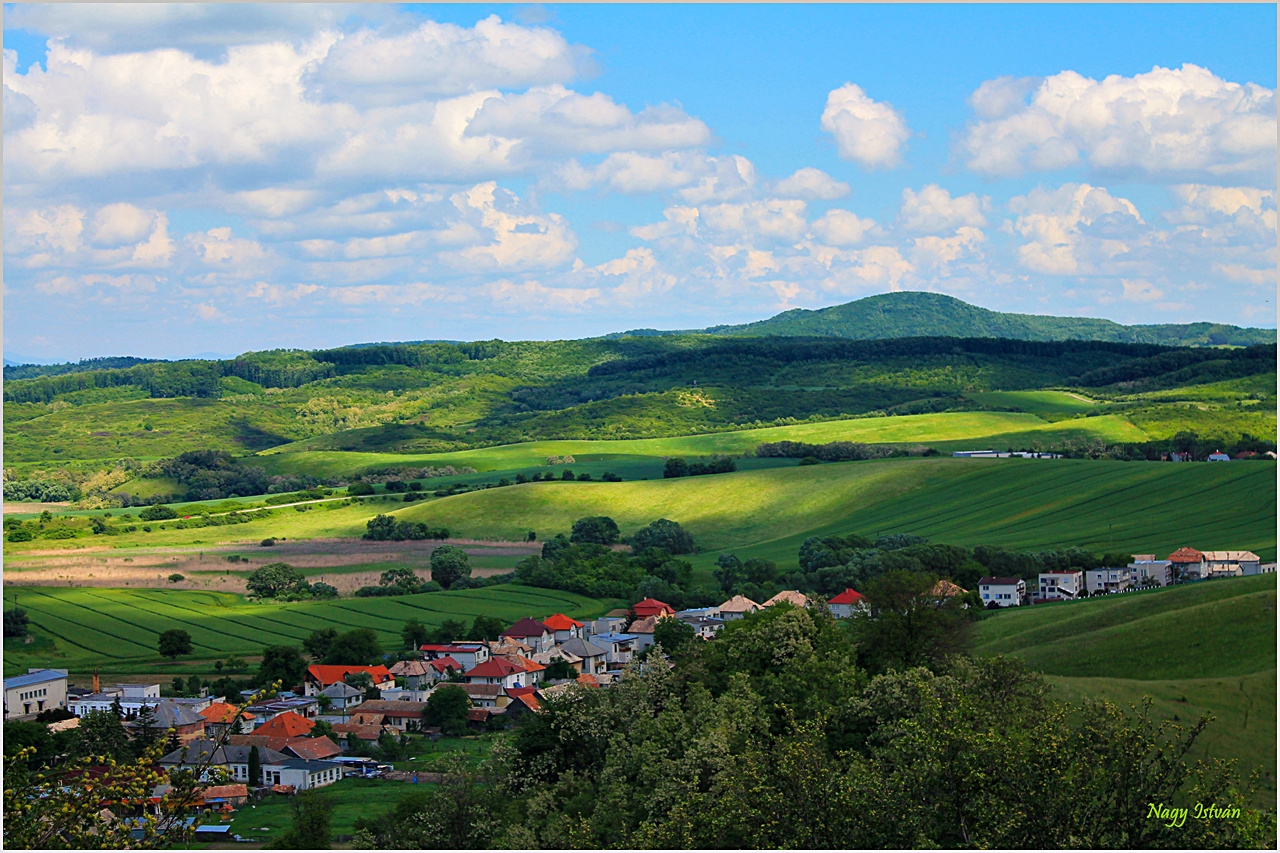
[[223, 776, 417, 844], [1, 584, 614, 676], [974, 574, 1277, 806]]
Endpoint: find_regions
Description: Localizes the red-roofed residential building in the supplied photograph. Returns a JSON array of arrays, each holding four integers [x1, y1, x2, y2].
[[827, 588, 866, 619], [541, 613, 584, 641], [501, 618, 554, 653], [1168, 547, 1207, 581], [463, 658, 532, 689], [252, 711, 315, 739], [198, 702, 256, 737], [304, 665, 395, 697], [428, 656, 464, 678], [419, 643, 490, 669], [632, 598, 675, 619]]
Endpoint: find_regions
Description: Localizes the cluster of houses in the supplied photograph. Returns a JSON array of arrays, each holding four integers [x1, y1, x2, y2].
[[979, 548, 1273, 607], [7, 553, 1267, 814]]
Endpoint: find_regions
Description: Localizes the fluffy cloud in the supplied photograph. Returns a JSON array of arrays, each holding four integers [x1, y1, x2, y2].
[[304, 15, 589, 105], [770, 167, 850, 200], [445, 182, 579, 271], [963, 64, 1277, 184], [1007, 183, 1143, 275], [556, 151, 753, 201], [820, 83, 911, 169], [812, 209, 878, 246], [898, 185, 989, 233]]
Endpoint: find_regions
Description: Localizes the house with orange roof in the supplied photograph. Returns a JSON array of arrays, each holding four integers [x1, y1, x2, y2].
[[252, 710, 315, 739], [304, 664, 394, 697], [827, 588, 866, 619], [541, 613, 584, 641], [198, 702, 255, 737]]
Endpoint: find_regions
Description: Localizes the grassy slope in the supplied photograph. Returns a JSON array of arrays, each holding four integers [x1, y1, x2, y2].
[[2, 584, 613, 676], [257, 410, 1147, 478], [973, 574, 1277, 803], [392, 458, 1277, 565]]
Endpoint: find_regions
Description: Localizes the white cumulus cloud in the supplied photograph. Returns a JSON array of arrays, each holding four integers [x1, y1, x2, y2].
[[820, 83, 911, 169], [963, 64, 1276, 184], [898, 185, 989, 233]]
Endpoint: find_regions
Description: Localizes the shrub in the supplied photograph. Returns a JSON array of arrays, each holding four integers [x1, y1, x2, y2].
[[260, 538, 277, 547], [347, 481, 375, 496], [139, 505, 178, 521], [168, 573, 185, 583]]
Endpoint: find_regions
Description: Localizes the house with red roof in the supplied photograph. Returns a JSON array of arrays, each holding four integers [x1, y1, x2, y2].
[[501, 618, 554, 653], [419, 643, 490, 669], [1167, 547, 1207, 581], [541, 613, 584, 641], [252, 710, 315, 739], [827, 588, 866, 619], [631, 598, 675, 619], [463, 657, 534, 689], [304, 665, 395, 697]]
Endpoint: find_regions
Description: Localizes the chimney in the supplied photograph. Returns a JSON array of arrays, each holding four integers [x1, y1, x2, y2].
[[93, 668, 100, 694]]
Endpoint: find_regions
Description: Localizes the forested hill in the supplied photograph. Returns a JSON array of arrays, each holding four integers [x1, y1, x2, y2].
[[681, 292, 1276, 346]]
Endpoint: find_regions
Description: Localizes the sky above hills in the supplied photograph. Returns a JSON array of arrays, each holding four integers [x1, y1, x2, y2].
[[3, 3, 1277, 360]]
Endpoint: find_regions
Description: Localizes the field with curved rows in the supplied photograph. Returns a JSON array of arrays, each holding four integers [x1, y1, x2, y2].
[[2, 584, 615, 677]]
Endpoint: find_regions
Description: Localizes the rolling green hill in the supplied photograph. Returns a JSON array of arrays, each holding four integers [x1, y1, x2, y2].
[[391, 458, 1276, 565], [973, 574, 1277, 804], [697, 291, 1278, 346]]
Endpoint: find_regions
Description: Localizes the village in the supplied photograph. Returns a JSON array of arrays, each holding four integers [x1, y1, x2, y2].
[[4, 540, 1271, 843]]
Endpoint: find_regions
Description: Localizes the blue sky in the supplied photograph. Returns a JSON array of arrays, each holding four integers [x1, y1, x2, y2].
[[3, 3, 1276, 360]]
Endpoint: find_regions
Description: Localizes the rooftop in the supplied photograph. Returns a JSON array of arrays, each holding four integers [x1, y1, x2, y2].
[[4, 669, 68, 690]]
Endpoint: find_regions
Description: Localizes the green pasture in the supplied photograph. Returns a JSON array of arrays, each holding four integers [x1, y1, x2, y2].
[[255, 411, 1140, 478], [973, 574, 1277, 805], [392, 458, 1277, 568], [1, 584, 613, 676], [967, 389, 1105, 418]]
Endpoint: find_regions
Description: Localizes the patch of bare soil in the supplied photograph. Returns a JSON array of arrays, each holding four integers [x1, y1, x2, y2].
[[3, 538, 537, 594], [4, 501, 72, 514]]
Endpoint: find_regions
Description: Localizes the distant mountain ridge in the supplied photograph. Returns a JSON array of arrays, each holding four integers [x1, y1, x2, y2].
[[626, 292, 1277, 347]]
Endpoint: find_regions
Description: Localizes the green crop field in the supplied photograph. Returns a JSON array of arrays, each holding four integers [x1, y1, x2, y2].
[[1, 584, 613, 677], [390, 458, 1276, 567], [973, 574, 1277, 805], [256, 410, 1146, 478]]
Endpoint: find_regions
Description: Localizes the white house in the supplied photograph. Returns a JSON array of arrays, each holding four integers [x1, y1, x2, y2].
[[462, 658, 530, 689], [592, 632, 639, 665], [160, 740, 289, 783], [978, 577, 1025, 607], [69, 683, 161, 717], [261, 758, 342, 791], [1038, 570, 1084, 601], [717, 595, 761, 621], [1207, 451, 1232, 462], [420, 643, 490, 669], [827, 588, 866, 618], [1244, 562, 1276, 576], [1085, 567, 1133, 595], [1128, 556, 1174, 587], [319, 681, 364, 713], [4, 669, 68, 720]]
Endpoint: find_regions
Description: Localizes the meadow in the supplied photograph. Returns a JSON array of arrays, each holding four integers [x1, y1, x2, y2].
[[392, 458, 1277, 569], [255, 410, 1146, 478], [973, 574, 1277, 804], [1, 584, 614, 678], [224, 777, 418, 843]]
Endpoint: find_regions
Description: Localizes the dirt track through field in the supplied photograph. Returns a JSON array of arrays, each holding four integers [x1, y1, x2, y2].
[[3, 538, 540, 594]]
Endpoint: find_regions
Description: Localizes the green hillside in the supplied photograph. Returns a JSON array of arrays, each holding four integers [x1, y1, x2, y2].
[[392, 458, 1276, 565], [700, 291, 1278, 346], [974, 574, 1277, 804]]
